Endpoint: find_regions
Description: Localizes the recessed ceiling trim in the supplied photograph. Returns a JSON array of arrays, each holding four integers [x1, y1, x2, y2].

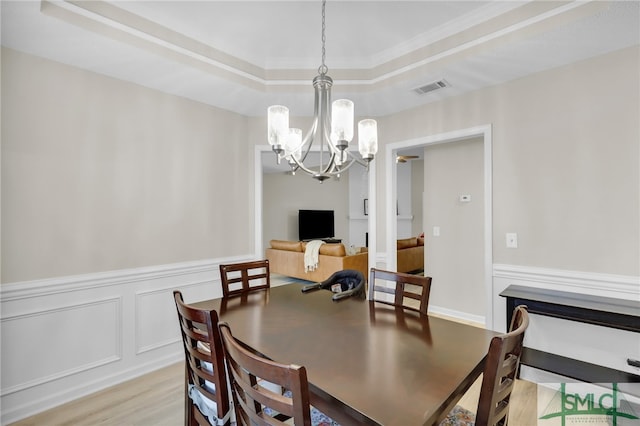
[[365, 0, 607, 86], [41, 0, 611, 94], [260, 0, 612, 90], [43, 0, 266, 88], [368, 1, 525, 67]]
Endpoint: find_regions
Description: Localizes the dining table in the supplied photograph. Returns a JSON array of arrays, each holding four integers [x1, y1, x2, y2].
[[193, 282, 499, 425]]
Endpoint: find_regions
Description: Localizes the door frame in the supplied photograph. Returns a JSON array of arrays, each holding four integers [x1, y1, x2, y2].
[[383, 125, 493, 328]]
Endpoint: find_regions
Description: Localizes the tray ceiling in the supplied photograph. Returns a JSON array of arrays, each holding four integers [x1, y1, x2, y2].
[[2, 1, 639, 118]]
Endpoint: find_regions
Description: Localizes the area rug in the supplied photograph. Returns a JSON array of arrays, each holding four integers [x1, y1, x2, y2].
[[262, 390, 340, 426]]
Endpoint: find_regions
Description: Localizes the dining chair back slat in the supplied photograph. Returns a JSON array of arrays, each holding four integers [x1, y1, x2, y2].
[[476, 305, 529, 426], [219, 322, 312, 425], [174, 291, 231, 426], [368, 268, 432, 314], [440, 305, 529, 426], [219, 260, 270, 297]]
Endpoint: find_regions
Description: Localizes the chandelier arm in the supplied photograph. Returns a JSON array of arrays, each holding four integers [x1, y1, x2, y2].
[[314, 156, 359, 179], [282, 115, 316, 173], [321, 152, 338, 175], [321, 112, 335, 150], [320, 133, 340, 175], [286, 144, 341, 178], [332, 157, 358, 174], [298, 116, 319, 164], [301, 76, 326, 171], [347, 154, 371, 168], [287, 144, 361, 180], [319, 82, 331, 171], [326, 153, 339, 174], [287, 151, 325, 176], [339, 149, 367, 165], [320, 77, 339, 174]]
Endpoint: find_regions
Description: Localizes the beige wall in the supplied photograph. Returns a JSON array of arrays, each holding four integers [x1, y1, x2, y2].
[[378, 46, 639, 276], [1, 48, 253, 283], [262, 170, 349, 248], [3, 45, 638, 284], [424, 138, 485, 316]]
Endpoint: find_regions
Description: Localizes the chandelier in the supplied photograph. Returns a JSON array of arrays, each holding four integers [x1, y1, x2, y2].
[[267, 0, 378, 182]]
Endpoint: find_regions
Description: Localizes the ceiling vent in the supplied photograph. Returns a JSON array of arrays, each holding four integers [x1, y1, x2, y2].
[[413, 79, 450, 95]]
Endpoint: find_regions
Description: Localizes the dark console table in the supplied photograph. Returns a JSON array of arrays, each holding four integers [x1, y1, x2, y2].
[[500, 285, 640, 383]]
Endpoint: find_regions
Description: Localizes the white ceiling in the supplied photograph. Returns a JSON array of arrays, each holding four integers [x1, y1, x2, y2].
[[2, 0, 639, 121]]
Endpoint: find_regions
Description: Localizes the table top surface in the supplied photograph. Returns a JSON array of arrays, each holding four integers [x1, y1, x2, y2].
[[193, 283, 498, 425]]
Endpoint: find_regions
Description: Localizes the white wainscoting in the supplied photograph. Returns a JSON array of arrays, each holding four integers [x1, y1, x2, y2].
[[0, 255, 253, 425], [2, 261, 638, 424]]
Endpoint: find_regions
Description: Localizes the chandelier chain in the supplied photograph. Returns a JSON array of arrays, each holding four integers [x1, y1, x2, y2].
[[319, 0, 328, 75]]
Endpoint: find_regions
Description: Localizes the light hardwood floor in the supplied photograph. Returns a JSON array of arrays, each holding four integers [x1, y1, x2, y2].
[[10, 363, 185, 426], [10, 361, 538, 426]]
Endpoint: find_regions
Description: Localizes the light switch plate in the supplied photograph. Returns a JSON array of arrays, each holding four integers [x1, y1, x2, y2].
[[506, 233, 518, 248]]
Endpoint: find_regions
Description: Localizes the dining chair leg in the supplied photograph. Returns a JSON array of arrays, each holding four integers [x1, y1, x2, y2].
[[184, 364, 191, 425]]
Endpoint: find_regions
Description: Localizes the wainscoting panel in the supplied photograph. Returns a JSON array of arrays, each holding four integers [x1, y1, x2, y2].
[[0, 255, 252, 425], [1, 297, 121, 394], [135, 279, 215, 355]]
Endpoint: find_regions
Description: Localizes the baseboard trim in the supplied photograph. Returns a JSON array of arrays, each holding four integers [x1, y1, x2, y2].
[[428, 305, 485, 327]]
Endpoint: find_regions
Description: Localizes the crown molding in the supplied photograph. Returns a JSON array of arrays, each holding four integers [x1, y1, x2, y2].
[[42, 0, 609, 93]]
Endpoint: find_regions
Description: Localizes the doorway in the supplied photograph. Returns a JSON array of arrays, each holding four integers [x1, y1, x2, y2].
[[254, 146, 374, 274], [383, 125, 493, 328]]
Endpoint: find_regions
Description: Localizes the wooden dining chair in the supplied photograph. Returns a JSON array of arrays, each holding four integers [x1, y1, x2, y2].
[[219, 260, 270, 297], [440, 305, 530, 426], [218, 322, 338, 426], [173, 291, 231, 426], [368, 267, 432, 314]]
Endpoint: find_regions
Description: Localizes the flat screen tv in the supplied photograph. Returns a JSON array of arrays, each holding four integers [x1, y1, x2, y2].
[[298, 209, 334, 241]]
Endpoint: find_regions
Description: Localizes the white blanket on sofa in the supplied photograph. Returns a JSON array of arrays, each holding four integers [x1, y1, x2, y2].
[[304, 240, 325, 272]]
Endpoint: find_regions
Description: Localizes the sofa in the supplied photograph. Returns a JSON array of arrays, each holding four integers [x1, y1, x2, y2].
[[396, 236, 425, 274], [266, 240, 368, 283]]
